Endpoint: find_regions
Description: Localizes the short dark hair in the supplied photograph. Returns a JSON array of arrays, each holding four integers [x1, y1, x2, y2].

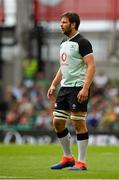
[[61, 12, 80, 30]]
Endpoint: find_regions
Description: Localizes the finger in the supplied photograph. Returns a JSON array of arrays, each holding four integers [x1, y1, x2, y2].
[[47, 90, 52, 98], [47, 93, 50, 99], [47, 89, 54, 99], [78, 96, 87, 103], [49, 89, 54, 95]]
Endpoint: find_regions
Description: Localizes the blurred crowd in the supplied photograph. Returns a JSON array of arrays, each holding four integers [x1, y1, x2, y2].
[[87, 71, 119, 132], [0, 68, 119, 133]]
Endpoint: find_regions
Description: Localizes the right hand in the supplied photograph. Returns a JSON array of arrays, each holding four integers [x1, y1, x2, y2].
[[47, 84, 56, 100]]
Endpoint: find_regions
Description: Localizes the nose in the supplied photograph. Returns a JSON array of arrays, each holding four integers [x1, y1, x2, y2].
[[61, 24, 64, 30]]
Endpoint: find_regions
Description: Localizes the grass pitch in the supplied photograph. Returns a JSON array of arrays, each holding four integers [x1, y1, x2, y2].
[[0, 144, 119, 179]]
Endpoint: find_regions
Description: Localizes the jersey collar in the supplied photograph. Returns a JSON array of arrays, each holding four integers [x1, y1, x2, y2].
[[68, 32, 79, 41]]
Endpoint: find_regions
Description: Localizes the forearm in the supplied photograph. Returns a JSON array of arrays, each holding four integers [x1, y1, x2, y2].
[[51, 68, 62, 87], [83, 63, 96, 90]]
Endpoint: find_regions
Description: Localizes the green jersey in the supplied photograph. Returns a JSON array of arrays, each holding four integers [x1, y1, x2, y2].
[[60, 32, 93, 87]]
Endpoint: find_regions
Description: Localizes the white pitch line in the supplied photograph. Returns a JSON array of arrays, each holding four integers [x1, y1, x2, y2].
[[0, 176, 34, 179], [0, 178, 119, 180]]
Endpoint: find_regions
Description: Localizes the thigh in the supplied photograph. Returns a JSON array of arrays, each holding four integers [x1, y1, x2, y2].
[[71, 111, 88, 133], [53, 118, 67, 132], [72, 119, 88, 133], [67, 87, 89, 112], [55, 87, 70, 110]]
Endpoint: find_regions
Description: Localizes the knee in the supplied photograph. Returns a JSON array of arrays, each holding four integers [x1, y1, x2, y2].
[[72, 120, 88, 134], [52, 110, 70, 132], [71, 113, 88, 134], [53, 118, 66, 132], [76, 124, 88, 134]]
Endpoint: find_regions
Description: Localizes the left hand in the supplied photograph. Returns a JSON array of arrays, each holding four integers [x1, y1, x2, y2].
[[77, 88, 89, 103]]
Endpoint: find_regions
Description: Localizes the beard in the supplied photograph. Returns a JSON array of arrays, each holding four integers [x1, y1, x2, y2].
[[64, 29, 71, 36], [62, 24, 72, 36]]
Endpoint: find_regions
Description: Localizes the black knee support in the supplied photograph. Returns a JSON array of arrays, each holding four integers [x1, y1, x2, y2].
[[77, 132, 89, 141], [56, 128, 69, 138]]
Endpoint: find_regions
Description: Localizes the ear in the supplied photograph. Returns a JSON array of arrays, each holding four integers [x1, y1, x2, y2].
[[71, 22, 76, 29]]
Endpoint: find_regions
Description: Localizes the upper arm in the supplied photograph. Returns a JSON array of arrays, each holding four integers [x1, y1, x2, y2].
[[79, 38, 93, 57], [78, 38, 95, 66], [83, 54, 95, 65], [83, 54, 96, 74], [57, 67, 62, 78]]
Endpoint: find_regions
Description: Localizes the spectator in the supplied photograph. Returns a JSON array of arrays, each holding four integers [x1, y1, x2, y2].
[[94, 71, 109, 94], [22, 56, 38, 88]]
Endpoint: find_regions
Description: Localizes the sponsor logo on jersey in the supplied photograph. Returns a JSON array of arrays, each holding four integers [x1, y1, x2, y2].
[[61, 52, 67, 62]]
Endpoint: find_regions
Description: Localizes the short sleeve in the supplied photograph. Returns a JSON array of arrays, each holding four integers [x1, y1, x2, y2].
[[79, 38, 93, 57]]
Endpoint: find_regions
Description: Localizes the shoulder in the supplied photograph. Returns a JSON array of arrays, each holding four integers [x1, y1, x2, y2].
[[79, 38, 92, 49], [71, 33, 92, 47], [77, 34, 93, 57], [76, 34, 92, 47]]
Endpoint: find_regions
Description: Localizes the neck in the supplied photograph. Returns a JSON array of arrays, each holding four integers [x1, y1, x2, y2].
[[68, 30, 78, 38]]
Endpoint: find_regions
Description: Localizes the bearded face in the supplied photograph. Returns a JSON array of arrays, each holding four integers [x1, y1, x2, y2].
[[60, 17, 72, 36]]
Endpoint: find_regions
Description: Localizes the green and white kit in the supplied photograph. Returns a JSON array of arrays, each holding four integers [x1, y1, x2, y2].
[[60, 32, 93, 87]]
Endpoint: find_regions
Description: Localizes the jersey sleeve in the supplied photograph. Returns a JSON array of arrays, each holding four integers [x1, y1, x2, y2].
[[79, 38, 93, 57]]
